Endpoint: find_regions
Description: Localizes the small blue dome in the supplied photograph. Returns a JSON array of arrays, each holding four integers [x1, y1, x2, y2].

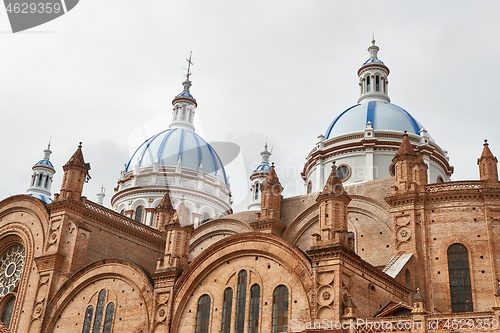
[[35, 159, 54, 168], [362, 57, 385, 65], [175, 90, 196, 100], [253, 164, 271, 172], [126, 128, 228, 184], [325, 101, 431, 140]]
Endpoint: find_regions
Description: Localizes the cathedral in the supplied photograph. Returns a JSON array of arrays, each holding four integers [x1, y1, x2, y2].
[[1, 40, 500, 333]]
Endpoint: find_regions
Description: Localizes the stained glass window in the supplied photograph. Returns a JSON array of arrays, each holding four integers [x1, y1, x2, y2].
[[248, 284, 260, 333], [0, 244, 26, 296], [234, 271, 247, 333], [102, 302, 114, 333], [448, 243, 473, 312], [221, 288, 232, 333], [272, 285, 289, 333], [82, 305, 93, 333], [195, 294, 211, 333], [92, 289, 106, 333]]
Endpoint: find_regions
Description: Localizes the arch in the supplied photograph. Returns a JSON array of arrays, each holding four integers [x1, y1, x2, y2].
[[171, 234, 313, 332], [366, 75, 371, 92], [0, 295, 16, 328], [375, 75, 380, 91], [42, 259, 154, 333], [447, 243, 473, 312]]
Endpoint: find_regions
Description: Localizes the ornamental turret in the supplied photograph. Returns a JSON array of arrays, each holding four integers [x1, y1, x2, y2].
[[27, 143, 55, 203], [478, 139, 499, 184], [358, 39, 390, 103], [169, 52, 197, 131], [248, 143, 272, 210], [56, 143, 91, 201]]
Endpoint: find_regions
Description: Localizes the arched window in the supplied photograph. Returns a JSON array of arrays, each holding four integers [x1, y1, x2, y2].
[[235, 270, 247, 333], [92, 289, 107, 332], [119, 209, 125, 215], [366, 76, 371, 92], [375, 75, 380, 91], [307, 181, 312, 194], [272, 285, 289, 333], [405, 269, 411, 289], [249, 284, 260, 333], [37, 174, 43, 186], [437, 176, 444, 183], [31, 175, 35, 186], [135, 206, 143, 223], [1, 296, 16, 328], [221, 288, 233, 333], [182, 106, 186, 120], [188, 110, 192, 122], [254, 182, 260, 200], [82, 289, 115, 333], [195, 294, 211, 333], [45, 175, 50, 188], [448, 243, 473, 312], [382, 77, 386, 93], [202, 212, 210, 223]]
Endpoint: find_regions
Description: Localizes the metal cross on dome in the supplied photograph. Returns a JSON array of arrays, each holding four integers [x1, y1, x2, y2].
[[184, 51, 194, 81]]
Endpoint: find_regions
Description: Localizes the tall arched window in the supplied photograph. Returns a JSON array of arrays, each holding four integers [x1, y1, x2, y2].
[[221, 288, 233, 333], [249, 284, 260, 333], [81, 289, 115, 333], [272, 285, 289, 333], [37, 174, 43, 186], [235, 270, 247, 333], [375, 75, 380, 91], [45, 175, 50, 188], [202, 212, 210, 223], [366, 76, 371, 92], [307, 181, 312, 194], [448, 243, 473, 312], [382, 77, 386, 92], [135, 206, 143, 223], [1, 296, 16, 328], [182, 106, 186, 120], [254, 182, 260, 200], [31, 175, 35, 186], [195, 294, 211, 333]]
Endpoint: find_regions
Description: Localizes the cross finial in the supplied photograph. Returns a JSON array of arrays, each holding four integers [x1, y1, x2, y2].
[[185, 51, 194, 81]]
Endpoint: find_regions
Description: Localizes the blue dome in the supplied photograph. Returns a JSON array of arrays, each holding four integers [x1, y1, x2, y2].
[[35, 159, 54, 168], [253, 163, 271, 172], [126, 128, 228, 184], [362, 57, 385, 65], [175, 90, 196, 100], [325, 101, 430, 140]]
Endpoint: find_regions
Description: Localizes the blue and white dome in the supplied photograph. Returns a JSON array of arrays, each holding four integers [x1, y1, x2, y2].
[[29, 193, 53, 204], [126, 128, 228, 184], [324, 101, 431, 141], [35, 159, 54, 169]]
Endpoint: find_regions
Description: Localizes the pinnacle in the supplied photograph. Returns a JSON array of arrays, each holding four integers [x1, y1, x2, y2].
[[322, 162, 345, 195], [480, 139, 495, 159], [64, 143, 89, 170], [265, 163, 280, 185], [396, 132, 416, 157]]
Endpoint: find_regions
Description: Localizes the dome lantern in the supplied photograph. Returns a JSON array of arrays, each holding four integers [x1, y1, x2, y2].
[[358, 39, 390, 103]]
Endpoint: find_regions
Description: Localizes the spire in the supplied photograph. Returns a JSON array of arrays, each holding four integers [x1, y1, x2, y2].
[[478, 139, 499, 184], [265, 163, 280, 185], [96, 185, 105, 205], [170, 52, 197, 131], [27, 143, 56, 203], [56, 143, 91, 201], [156, 189, 177, 230], [358, 39, 390, 103], [321, 162, 345, 195], [261, 142, 271, 165], [396, 131, 416, 157]]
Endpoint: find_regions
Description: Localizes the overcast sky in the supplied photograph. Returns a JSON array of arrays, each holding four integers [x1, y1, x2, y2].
[[1, 1, 499, 212]]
